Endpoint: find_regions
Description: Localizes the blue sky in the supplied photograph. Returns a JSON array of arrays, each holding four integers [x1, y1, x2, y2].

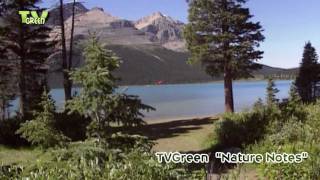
[[42, 0, 320, 69]]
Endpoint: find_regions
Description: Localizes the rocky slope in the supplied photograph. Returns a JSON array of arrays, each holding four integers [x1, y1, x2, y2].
[[49, 4, 185, 51], [135, 12, 186, 51], [134, 12, 184, 42], [47, 2, 88, 26], [59, 7, 154, 46], [47, 3, 296, 87]]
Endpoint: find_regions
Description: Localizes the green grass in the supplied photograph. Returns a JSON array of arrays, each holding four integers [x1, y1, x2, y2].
[[0, 117, 215, 166], [0, 146, 42, 166], [143, 117, 218, 152]]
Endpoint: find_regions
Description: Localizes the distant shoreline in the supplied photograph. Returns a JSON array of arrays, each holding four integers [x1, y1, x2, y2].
[[117, 78, 294, 87], [116, 79, 294, 90], [144, 115, 219, 124], [54, 78, 294, 90]]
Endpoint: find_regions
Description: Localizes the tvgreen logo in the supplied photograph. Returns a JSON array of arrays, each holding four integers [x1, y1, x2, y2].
[[18, 10, 49, 25]]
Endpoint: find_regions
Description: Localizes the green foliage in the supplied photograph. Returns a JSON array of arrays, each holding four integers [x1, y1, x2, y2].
[[1, 134, 191, 179], [0, 0, 54, 118], [184, 0, 264, 79], [211, 106, 281, 149], [103, 150, 187, 180], [67, 36, 154, 139], [105, 133, 155, 152], [266, 78, 279, 107], [108, 94, 155, 127], [253, 98, 264, 110], [184, 0, 264, 112], [280, 83, 306, 121], [67, 36, 121, 138], [66, 36, 120, 137], [210, 85, 320, 179], [247, 102, 320, 179], [295, 42, 319, 103], [16, 91, 69, 149], [289, 82, 301, 103], [0, 165, 23, 180]]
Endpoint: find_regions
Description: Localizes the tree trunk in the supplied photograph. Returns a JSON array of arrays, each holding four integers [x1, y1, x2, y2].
[[18, 10, 27, 119], [69, 0, 75, 70], [19, 56, 26, 117], [59, 0, 72, 101], [18, 66, 26, 116], [67, 0, 76, 96], [224, 67, 234, 113], [221, 0, 234, 113]]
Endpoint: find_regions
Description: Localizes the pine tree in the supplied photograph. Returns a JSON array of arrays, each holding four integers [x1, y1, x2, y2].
[[295, 42, 319, 103], [0, 2, 15, 120], [0, 0, 54, 118], [67, 36, 153, 139], [288, 82, 301, 103], [253, 98, 264, 110], [283, 82, 306, 120], [17, 91, 69, 148], [266, 78, 279, 107], [184, 0, 264, 112]]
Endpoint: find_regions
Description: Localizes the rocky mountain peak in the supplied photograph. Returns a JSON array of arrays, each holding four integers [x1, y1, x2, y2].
[[91, 7, 105, 12], [135, 11, 175, 29], [47, 2, 88, 26], [152, 11, 165, 18], [50, 3, 186, 52], [63, 7, 119, 27], [134, 12, 185, 46]]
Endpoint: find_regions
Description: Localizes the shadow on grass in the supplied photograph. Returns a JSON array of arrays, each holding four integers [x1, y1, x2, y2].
[[118, 117, 220, 173], [187, 109, 273, 174], [122, 117, 216, 141]]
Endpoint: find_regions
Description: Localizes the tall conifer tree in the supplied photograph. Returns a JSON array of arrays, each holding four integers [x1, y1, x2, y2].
[[184, 0, 264, 112], [0, 1, 15, 120], [0, 0, 54, 119], [296, 42, 319, 102]]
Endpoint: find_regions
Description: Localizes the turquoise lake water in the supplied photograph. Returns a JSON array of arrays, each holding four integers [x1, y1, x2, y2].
[[47, 80, 292, 120]]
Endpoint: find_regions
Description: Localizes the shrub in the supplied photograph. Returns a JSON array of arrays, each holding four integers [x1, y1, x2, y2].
[[210, 98, 320, 178], [0, 165, 23, 180], [16, 92, 69, 149], [209, 95, 320, 179], [280, 83, 307, 122], [3, 134, 191, 179], [246, 102, 320, 179], [211, 106, 280, 149]]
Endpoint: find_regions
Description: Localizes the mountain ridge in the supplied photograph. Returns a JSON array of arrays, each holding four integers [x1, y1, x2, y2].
[[48, 3, 186, 51], [46, 3, 297, 88]]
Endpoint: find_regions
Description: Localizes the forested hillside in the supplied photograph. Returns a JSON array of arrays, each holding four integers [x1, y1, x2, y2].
[[48, 44, 297, 87]]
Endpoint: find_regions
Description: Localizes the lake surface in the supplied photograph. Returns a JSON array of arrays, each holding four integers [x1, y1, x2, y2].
[[49, 80, 292, 120]]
